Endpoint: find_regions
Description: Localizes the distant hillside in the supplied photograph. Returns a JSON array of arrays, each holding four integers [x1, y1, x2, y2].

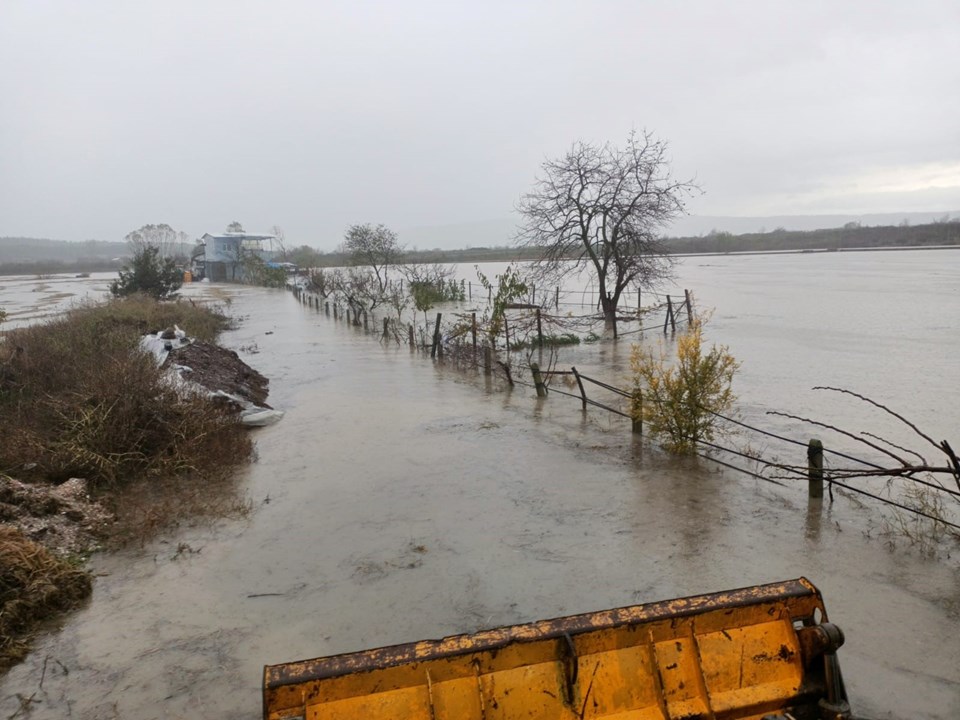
[[398, 211, 960, 250], [0, 237, 203, 275], [664, 210, 960, 238], [389, 221, 960, 265], [664, 220, 960, 255], [0, 238, 128, 264]]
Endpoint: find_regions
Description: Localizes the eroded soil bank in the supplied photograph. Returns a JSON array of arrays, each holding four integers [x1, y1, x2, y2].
[[1, 285, 956, 720], [0, 292, 275, 673]]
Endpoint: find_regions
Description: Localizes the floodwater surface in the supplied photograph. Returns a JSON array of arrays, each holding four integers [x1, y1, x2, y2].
[[1, 253, 959, 719]]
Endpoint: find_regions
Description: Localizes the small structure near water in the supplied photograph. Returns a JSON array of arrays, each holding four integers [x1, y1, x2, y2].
[[191, 232, 279, 282]]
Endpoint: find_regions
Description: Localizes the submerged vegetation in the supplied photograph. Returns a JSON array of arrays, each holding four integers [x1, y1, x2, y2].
[[0, 294, 255, 669], [0, 528, 92, 672], [507, 333, 580, 351], [631, 317, 739, 454]]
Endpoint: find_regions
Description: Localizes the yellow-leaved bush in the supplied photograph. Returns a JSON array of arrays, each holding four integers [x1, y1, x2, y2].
[[630, 321, 739, 454]]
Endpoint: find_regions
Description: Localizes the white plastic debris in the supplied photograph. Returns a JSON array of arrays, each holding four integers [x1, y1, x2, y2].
[[240, 407, 286, 427], [140, 330, 284, 426], [210, 390, 286, 427], [139, 325, 190, 364]]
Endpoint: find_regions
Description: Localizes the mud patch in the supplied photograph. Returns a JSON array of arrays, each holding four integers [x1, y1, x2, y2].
[[0, 477, 111, 557], [346, 541, 430, 583], [165, 340, 271, 408]]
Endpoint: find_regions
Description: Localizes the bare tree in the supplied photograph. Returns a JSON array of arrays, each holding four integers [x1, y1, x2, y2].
[[124, 223, 180, 258], [400, 262, 460, 329], [341, 224, 402, 295], [516, 130, 698, 335], [270, 225, 287, 259], [226, 221, 244, 233]]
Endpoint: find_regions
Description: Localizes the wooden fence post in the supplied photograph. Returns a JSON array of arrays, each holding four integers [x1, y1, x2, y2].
[[531, 362, 547, 398], [808, 438, 824, 498], [483, 344, 492, 375], [333, 304, 338, 320], [555, 286, 560, 309], [431, 312, 442, 358], [468, 281, 472, 301], [664, 296, 675, 333], [382, 317, 389, 340], [684, 289, 694, 325], [471, 312, 478, 356], [363, 310, 368, 330], [408, 323, 415, 349], [631, 389, 642, 434], [325, 301, 330, 315], [571, 366, 587, 411], [536, 308, 543, 347], [504, 315, 511, 352]]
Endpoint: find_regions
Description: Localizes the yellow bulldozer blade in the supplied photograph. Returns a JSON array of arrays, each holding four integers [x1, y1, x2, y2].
[[263, 577, 851, 720]]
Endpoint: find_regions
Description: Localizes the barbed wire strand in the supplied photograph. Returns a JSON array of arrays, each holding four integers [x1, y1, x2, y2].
[[298, 291, 960, 529]]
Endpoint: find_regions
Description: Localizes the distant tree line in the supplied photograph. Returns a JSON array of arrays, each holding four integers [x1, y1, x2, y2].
[[665, 219, 960, 255], [3, 218, 958, 277]]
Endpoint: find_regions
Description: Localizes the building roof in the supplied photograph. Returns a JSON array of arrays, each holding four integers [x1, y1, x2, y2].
[[200, 233, 278, 243]]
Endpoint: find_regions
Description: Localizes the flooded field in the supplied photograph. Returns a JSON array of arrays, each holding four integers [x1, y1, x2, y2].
[[1, 251, 959, 719]]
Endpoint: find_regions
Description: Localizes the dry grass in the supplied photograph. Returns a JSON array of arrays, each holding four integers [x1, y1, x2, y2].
[[65, 293, 233, 342], [0, 296, 250, 488], [104, 472, 256, 548], [0, 527, 92, 672], [882, 484, 960, 557]]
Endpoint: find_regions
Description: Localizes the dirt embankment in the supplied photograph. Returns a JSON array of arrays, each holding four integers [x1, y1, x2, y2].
[[0, 298, 274, 673], [165, 340, 272, 409], [0, 476, 106, 671]]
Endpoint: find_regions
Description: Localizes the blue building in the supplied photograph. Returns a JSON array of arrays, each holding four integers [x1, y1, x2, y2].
[[192, 232, 277, 281]]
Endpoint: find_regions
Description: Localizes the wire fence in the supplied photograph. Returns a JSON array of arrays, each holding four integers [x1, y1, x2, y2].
[[290, 284, 960, 535]]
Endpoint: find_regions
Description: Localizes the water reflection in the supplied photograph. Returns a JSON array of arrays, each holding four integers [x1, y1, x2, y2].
[[806, 496, 823, 541]]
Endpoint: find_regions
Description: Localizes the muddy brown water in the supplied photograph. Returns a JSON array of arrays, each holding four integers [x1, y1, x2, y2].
[[1, 270, 959, 719]]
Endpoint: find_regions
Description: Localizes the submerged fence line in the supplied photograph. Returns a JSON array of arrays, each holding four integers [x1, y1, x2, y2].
[[289, 283, 958, 533]]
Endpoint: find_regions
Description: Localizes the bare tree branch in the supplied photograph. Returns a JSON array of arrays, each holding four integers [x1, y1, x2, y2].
[[516, 130, 700, 335], [812, 385, 942, 452], [766, 410, 909, 465]]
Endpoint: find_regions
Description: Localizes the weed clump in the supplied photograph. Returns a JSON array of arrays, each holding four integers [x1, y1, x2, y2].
[[0, 527, 92, 671], [0, 296, 250, 488], [630, 318, 739, 454]]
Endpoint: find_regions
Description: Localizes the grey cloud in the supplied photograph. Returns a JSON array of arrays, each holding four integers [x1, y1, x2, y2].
[[1, 1, 957, 247]]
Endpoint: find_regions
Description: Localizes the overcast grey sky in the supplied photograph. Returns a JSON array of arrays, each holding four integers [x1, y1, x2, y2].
[[2, 1, 958, 249]]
